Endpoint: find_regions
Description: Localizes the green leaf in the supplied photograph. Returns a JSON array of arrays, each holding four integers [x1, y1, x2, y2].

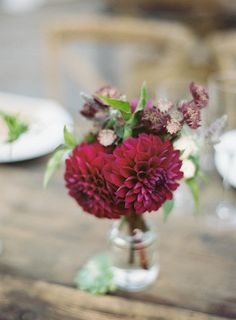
[[135, 81, 148, 113], [123, 125, 133, 139], [185, 178, 199, 211], [0, 111, 28, 143], [189, 155, 200, 173], [84, 132, 96, 143], [105, 117, 116, 129], [197, 170, 208, 182], [43, 148, 68, 188], [96, 95, 131, 114], [115, 126, 124, 139], [181, 125, 190, 136], [122, 110, 139, 139], [75, 252, 116, 295], [64, 126, 78, 147], [163, 199, 174, 222]]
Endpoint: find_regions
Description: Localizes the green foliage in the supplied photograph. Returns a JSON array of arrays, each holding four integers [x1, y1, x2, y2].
[[189, 154, 208, 182], [185, 178, 199, 211], [43, 147, 68, 188], [163, 199, 174, 221], [189, 155, 200, 173], [135, 81, 148, 113], [63, 126, 78, 148], [75, 252, 116, 295], [96, 95, 131, 120], [197, 169, 208, 183], [122, 81, 148, 139], [123, 125, 133, 139], [44, 126, 78, 187], [84, 132, 96, 143], [115, 126, 124, 139], [0, 111, 28, 143], [180, 125, 190, 136]]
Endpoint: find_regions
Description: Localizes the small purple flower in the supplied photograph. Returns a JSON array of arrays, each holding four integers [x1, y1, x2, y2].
[[141, 106, 169, 133], [81, 86, 121, 120], [179, 101, 201, 129], [189, 82, 209, 108], [80, 93, 100, 119], [93, 85, 123, 107], [166, 110, 183, 134], [96, 85, 121, 99], [157, 99, 173, 113]]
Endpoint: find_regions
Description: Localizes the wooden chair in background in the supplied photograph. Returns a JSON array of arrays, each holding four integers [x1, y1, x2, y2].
[[43, 15, 196, 110], [208, 30, 236, 74]]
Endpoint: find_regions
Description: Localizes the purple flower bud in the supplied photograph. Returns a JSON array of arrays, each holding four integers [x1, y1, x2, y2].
[[166, 110, 183, 134], [189, 82, 209, 108], [179, 101, 201, 129], [96, 85, 120, 98], [141, 106, 169, 133], [131, 99, 153, 112], [157, 99, 173, 113]]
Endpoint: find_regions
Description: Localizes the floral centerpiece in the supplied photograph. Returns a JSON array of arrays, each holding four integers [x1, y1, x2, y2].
[[45, 82, 210, 293]]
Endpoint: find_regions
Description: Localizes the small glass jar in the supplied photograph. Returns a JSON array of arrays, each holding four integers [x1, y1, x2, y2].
[[109, 215, 159, 292]]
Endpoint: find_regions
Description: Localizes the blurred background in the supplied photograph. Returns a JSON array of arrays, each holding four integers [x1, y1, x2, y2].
[[1, 0, 236, 112]]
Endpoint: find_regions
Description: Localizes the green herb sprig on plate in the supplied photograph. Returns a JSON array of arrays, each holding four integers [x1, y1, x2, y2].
[[0, 111, 28, 143]]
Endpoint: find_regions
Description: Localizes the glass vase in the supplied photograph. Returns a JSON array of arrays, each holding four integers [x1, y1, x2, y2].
[[109, 213, 159, 292]]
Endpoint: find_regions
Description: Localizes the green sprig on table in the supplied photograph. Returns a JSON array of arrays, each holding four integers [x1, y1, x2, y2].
[[74, 252, 116, 294], [0, 110, 28, 143]]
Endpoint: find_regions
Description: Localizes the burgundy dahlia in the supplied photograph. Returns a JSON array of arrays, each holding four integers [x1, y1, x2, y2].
[[65, 142, 122, 219], [103, 133, 183, 214]]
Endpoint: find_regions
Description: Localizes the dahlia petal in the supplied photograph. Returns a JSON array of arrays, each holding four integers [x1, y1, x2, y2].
[[120, 166, 136, 177], [125, 193, 137, 203], [116, 186, 128, 198], [124, 177, 137, 188]]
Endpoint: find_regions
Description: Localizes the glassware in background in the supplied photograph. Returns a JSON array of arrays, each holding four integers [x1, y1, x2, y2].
[[207, 72, 236, 227]]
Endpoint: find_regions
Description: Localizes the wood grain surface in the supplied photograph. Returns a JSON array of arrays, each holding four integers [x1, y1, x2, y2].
[[0, 274, 232, 320], [0, 158, 236, 318]]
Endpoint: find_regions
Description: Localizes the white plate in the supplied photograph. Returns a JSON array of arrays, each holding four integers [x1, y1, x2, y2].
[[214, 130, 236, 188], [0, 92, 73, 163]]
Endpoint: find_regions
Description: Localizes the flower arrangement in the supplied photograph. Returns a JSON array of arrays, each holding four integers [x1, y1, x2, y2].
[[45, 81, 212, 293], [49, 82, 208, 216]]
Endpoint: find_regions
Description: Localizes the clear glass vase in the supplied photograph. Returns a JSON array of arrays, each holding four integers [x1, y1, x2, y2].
[[109, 214, 159, 292]]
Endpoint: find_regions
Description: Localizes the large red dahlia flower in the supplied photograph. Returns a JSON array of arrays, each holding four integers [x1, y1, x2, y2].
[[103, 134, 183, 214], [65, 142, 122, 219]]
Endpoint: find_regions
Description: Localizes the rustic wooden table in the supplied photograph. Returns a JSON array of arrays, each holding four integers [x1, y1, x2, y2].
[[0, 157, 236, 319]]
